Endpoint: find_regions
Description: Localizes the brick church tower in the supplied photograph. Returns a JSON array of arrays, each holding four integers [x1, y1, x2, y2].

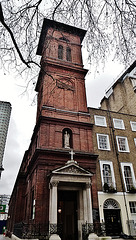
[[7, 19, 98, 240]]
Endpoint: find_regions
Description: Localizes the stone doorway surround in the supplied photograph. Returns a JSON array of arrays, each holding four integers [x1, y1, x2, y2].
[[49, 160, 94, 240]]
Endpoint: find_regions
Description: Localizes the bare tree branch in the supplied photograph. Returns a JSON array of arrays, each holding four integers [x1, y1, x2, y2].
[[0, 2, 31, 68], [0, 0, 135, 88], [52, 0, 63, 20]]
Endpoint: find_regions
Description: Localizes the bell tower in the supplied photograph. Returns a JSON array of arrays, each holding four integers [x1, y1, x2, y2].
[[34, 18, 97, 154], [36, 19, 88, 120], [34, 19, 98, 239]]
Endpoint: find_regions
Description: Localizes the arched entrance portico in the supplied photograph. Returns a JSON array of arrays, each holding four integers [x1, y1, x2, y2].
[[103, 199, 122, 236], [49, 161, 94, 240]]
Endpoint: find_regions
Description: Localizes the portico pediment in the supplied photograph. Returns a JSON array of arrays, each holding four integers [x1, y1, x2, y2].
[[52, 161, 93, 177]]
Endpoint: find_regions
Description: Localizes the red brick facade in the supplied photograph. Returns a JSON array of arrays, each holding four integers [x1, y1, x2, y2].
[[7, 19, 98, 238]]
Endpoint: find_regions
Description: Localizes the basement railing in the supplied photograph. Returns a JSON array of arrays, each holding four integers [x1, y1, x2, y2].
[[13, 221, 106, 239]]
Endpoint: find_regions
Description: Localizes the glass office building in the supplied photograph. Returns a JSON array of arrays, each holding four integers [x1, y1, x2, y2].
[[0, 101, 11, 178]]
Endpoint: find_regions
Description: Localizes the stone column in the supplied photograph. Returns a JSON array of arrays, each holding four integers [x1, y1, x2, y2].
[[49, 183, 52, 223], [50, 181, 58, 235], [82, 183, 94, 240], [83, 188, 88, 222], [86, 183, 93, 224], [86, 182, 94, 235]]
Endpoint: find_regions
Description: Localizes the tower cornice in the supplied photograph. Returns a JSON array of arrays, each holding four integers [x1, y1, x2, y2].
[[37, 18, 86, 56]]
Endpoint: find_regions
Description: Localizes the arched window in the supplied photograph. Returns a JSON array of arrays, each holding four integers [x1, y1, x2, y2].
[[62, 128, 72, 149], [58, 45, 63, 59], [103, 199, 120, 209], [66, 47, 71, 61]]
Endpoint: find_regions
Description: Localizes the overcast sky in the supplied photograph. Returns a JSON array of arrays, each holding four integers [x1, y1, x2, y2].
[[0, 56, 125, 195]]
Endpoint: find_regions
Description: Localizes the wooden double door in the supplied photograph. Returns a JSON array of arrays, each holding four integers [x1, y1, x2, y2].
[[104, 209, 122, 236], [58, 190, 78, 240]]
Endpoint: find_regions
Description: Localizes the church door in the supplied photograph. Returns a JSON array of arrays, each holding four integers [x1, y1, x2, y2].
[[58, 191, 78, 240]]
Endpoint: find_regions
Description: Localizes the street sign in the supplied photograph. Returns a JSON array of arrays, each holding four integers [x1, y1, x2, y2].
[[0, 205, 6, 213]]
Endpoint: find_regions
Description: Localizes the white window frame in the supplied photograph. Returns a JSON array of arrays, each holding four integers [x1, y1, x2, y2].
[[120, 162, 136, 192], [130, 121, 136, 131], [94, 115, 107, 127], [97, 134, 110, 151], [99, 160, 116, 188], [113, 118, 125, 130], [134, 138, 136, 147], [131, 79, 136, 92], [129, 201, 136, 214], [116, 136, 130, 152], [32, 199, 36, 220], [129, 67, 136, 78]]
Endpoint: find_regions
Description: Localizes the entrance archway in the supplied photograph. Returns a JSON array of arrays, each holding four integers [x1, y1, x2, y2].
[[103, 199, 122, 236]]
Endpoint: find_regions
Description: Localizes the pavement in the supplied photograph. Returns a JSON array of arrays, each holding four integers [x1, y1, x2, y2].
[[0, 234, 135, 240], [0, 235, 10, 240]]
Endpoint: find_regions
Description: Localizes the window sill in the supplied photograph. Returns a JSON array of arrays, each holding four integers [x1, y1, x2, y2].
[[98, 148, 111, 151], [103, 189, 117, 193], [118, 150, 130, 153], [127, 190, 136, 194], [103, 183, 117, 193]]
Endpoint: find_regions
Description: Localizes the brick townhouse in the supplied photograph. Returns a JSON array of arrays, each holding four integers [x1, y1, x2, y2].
[[89, 61, 136, 237], [89, 107, 136, 237]]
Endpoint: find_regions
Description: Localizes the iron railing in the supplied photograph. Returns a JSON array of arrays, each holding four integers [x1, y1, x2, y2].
[[14, 222, 49, 239], [82, 222, 106, 240], [13, 221, 106, 239]]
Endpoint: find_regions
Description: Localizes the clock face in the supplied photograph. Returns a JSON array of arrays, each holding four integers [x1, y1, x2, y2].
[[56, 77, 75, 91]]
